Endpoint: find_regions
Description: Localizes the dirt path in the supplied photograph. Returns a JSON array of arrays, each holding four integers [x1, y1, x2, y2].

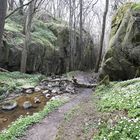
[[20, 88, 93, 140], [20, 72, 97, 140]]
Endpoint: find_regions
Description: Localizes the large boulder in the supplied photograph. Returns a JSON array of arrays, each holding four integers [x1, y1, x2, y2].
[[0, 15, 96, 75], [100, 3, 140, 81]]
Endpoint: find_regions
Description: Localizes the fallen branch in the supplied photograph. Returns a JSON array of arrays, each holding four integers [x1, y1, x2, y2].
[[0, 68, 9, 72], [74, 82, 97, 88], [41, 78, 71, 83]]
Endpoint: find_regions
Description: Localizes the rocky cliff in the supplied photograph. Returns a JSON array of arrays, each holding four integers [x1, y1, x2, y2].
[[0, 13, 96, 75], [100, 3, 140, 80]]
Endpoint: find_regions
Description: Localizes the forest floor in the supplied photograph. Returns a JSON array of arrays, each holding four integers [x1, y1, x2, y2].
[[19, 72, 101, 140], [13, 71, 140, 140]]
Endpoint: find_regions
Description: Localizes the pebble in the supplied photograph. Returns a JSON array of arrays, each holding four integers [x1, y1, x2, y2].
[[25, 89, 33, 94], [34, 87, 41, 92], [42, 90, 49, 94], [34, 97, 41, 104]]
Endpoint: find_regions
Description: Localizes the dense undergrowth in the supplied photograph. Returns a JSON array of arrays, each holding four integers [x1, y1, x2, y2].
[[0, 99, 65, 140], [94, 78, 140, 140], [0, 72, 44, 99]]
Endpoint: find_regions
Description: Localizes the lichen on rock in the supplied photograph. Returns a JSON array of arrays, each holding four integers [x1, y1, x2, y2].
[[100, 3, 140, 81]]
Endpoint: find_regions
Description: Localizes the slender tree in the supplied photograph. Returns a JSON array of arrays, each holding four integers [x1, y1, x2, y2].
[[77, 0, 84, 69], [20, 0, 35, 73], [9, 0, 14, 11], [95, 0, 109, 72], [0, 0, 7, 47], [79, 0, 83, 60], [19, 0, 24, 15]]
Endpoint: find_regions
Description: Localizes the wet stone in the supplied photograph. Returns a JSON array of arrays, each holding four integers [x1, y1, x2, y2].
[[34, 86, 41, 92], [45, 94, 51, 98], [2, 100, 18, 111], [2, 118, 8, 122], [25, 89, 33, 94], [23, 101, 32, 109], [42, 90, 49, 94], [52, 87, 60, 94], [34, 97, 41, 104]]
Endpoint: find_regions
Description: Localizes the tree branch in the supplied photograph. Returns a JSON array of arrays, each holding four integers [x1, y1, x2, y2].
[[5, 0, 34, 19]]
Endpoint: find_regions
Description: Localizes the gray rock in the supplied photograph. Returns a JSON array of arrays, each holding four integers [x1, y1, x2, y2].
[[25, 89, 33, 94], [65, 85, 74, 93], [42, 90, 49, 94], [45, 94, 51, 98], [48, 84, 52, 88], [100, 4, 140, 80], [34, 86, 41, 92], [2, 100, 17, 110], [23, 101, 32, 109], [34, 97, 41, 104], [50, 96, 59, 101], [52, 87, 60, 94]]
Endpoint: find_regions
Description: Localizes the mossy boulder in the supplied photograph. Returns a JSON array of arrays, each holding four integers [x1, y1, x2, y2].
[[100, 3, 140, 81], [0, 13, 95, 75]]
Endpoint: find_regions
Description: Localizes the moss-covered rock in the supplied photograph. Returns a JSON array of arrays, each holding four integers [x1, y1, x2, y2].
[[100, 2, 140, 81], [0, 13, 95, 75]]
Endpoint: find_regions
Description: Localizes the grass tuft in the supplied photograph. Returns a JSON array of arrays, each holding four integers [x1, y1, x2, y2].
[[0, 72, 44, 99]]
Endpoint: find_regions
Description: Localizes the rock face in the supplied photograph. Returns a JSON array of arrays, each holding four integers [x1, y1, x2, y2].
[[0, 14, 96, 75], [100, 3, 140, 81]]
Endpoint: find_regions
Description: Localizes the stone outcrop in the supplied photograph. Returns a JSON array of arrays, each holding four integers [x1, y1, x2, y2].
[[100, 3, 140, 80], [0, 14, 96, 75]]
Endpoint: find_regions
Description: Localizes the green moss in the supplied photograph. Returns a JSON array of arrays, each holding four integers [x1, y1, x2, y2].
[[104, 48, 113, 60], [111, 3, 134, 38], [0, 72, 44, 99], [5, 19, 22, 33], [46, 22, 67, 35], [31, 25, 56, 48], [4, 15, 67, 49], [131, 3, 140, 11]]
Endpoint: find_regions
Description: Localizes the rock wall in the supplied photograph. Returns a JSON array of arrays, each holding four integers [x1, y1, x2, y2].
[[100, 3, 140, 81], [0, 16, 96, 75]]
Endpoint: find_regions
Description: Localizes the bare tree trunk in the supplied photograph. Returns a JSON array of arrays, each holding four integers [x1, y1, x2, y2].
[[95, 0, 109, 73], [69, 0, 73, 71], [20, 0, 34, 73], [73, 0, 76, 70], [79, 0, 83, 68], [19, 0, 24, 15], [9, 0, 14, 11], [0, 0, 7, 47]]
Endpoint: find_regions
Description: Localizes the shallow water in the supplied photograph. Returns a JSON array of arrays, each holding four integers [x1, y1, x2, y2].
[[0, 92, 50, 131]]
